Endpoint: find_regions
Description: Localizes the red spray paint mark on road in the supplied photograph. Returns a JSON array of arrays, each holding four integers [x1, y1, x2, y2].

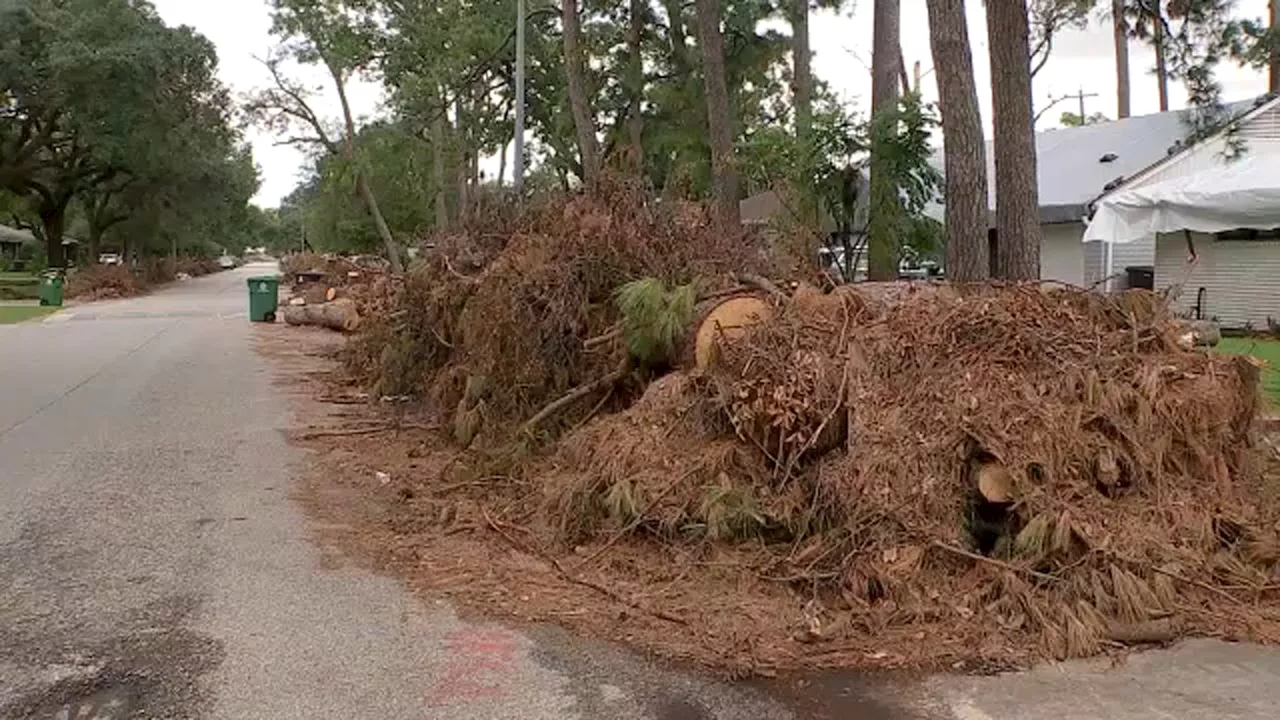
[[426, 627, 520, 705]]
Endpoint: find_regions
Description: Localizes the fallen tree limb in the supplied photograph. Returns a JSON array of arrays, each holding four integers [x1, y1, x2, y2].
[[294, 425, 396, 439], [584, 325, 622, 349], [696, 284, 752, 303], [316, 394, 371, 405], [1148, 565, 1243, 605], [575, 468, 699, 570], [283, 298, 361, 332], [294, 421, 436, 440], [733, 272, 787, 301], [519, 360, 630, 436], [930, 541, 1063, 585]]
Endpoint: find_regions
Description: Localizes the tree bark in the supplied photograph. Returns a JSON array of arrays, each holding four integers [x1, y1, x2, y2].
[[455, 95, 469, 222], [41, 208, 66, 269], [867, 0, 902, 281], [329, 62, 403, 272], [87, 224, 101, 263], [986, 0, 1041, 280], [1270, 0, 1278, 93], [355, 172, 398, 267], [498, 139, 509, 188], [1113, 0, 1131, 118], [791, 0, 812, 147], [627, 0, 646, 171], [283, 298, 361, 332], [791, 0, 815, 223], [87, 196, 107, 263], [432, 108, 448, 230], [1152, 4, 1169, 112], [926, 0, 989, 281], [695, 0, 742, 228], [563, 0, 601, 187], [662, 0, 692, 72]]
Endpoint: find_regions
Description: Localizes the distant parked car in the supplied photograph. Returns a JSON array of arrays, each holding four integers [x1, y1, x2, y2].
[[217, 255, 237, 269], [98, 253, 122, 266]]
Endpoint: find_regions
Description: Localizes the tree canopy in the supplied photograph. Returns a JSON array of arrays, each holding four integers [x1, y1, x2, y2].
[[0, 0, 256, 267]]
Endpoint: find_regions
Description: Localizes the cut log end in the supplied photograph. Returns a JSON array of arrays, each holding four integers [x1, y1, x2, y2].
[[975, 461, 1015, 504], [693, 295, 772, 370]]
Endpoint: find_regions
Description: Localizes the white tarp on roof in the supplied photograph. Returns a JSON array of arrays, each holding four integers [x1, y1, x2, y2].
[[1083, 152, 1280, 245]]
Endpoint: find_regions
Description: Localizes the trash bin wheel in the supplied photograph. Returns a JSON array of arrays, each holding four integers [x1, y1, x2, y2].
[[264, 311, 276, 323]]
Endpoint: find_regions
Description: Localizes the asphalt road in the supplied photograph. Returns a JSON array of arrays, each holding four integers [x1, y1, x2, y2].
[[2, 263, 1280, 719]]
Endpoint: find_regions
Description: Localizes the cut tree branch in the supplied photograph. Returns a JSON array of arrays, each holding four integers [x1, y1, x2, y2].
[[1033, 92, 1076, 123], [520, 360, 630, 436]]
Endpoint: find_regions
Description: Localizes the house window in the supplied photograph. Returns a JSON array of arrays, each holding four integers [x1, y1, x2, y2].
[[1214, 228, 1280, 241]]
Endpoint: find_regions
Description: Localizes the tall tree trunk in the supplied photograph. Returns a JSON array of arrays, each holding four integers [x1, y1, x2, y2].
[[41, 206, 66, 269], [986, 0, 1041, 280], [867, 0, 902, 281], [563, 0, 601, 187], [455, 96, 469, 222], [498, 139, 509, 188], [627, 0, 646, 171], [897, 46, 912, 96], [355, 172, 397, 264], [87, 198, 104, 263], [1152, 4, 1169, 112], [330, 62, 403, 272], [791, 0, 815, 223], [433, 109, 448, 231], [926, 0, 988, 281], [791, 0, 812, 147], [694, 0, 741, 228], [87, 222, 102, 263], [1114, 0, 1131, 118], [1270, 0, 1279, 93]]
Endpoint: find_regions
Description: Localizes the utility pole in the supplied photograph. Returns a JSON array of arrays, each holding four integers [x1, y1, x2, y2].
[[513, 0, 526, 197], [1075, 86, 1098, 120]]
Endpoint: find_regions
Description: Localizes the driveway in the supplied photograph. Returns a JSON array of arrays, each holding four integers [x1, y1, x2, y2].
[[1, 263, 1278, 719]]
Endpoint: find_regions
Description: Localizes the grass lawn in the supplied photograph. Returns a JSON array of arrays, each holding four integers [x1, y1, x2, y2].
[[0, 305, 56, 324], [1216, 337, 1280, 407]]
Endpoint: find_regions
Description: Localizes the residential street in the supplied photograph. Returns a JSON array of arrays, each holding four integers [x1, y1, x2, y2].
[[2, 263, 1280, 719]]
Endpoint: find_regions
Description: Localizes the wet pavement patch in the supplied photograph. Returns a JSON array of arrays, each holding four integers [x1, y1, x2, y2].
[[20, 677, 136, 720], [55, 684, 135, 719], [652, 696, 712, 720], [758, 670, 929, 720], [0, 597, 224, 720]]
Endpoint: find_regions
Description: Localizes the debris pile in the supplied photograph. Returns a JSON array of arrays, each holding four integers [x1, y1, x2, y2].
[[278, 252, 392, 332], [66, 258, 228, 300], [327, 188, 1276, 670], [66, 265, 143, 300], [345, 179, 781, 443], [538, 283, 1275, 666]]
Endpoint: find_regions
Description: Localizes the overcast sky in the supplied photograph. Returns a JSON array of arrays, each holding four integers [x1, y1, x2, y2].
[[152, 0, 1272, 208]]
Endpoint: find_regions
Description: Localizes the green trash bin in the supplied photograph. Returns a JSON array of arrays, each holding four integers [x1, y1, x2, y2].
[[247, 275, 280, 322], [38, 271, 64, 307]]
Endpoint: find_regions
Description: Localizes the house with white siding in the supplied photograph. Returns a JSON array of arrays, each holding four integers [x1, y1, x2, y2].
[[929, 96, 1280, 290], [1085, 121, 1280, 330]]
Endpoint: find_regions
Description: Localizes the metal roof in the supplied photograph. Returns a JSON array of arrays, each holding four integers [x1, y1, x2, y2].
[[928, 98, 1270, 225]]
